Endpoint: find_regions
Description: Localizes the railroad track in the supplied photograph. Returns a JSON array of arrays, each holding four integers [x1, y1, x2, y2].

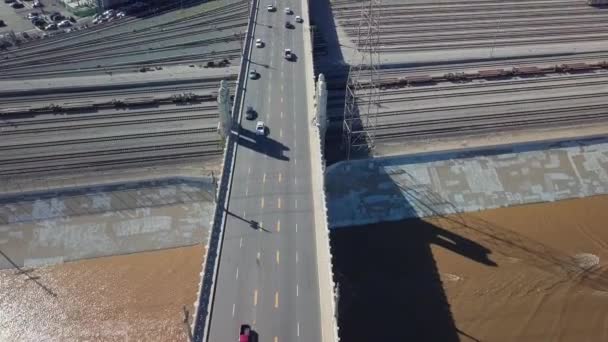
[[0, 49, 241, 79], [342, 20, 608, 36], [0, 84, 228, 105], [1, 33, 244, 69], [0, 143, 222, 176], [328, 73, 608, 103], [0, 114, 218, 135], [374, 103, 608, 140], [331, 0, 576, 9], [374, 89, 608, 111], [354, 26, 608, 45], [0, 129, 217, 151], [0, 106, 216, 126], [370, 34, 608, 53], [321, 52, 608, 81]]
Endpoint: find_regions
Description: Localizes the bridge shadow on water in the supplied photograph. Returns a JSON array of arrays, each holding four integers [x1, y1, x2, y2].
[[331, 219, 491, 342]]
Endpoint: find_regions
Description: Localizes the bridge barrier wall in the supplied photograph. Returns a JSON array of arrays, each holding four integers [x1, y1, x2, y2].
[[301, 0, 340, 340], [191, 0, 259, 340]]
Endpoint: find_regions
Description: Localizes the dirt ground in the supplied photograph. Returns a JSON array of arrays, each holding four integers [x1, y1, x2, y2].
[[0, 244, 204, 341], [331, 195, 608, 342]]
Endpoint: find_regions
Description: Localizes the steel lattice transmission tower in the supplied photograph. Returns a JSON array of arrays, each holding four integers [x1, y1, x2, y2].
[[343, 0, 381, 159]]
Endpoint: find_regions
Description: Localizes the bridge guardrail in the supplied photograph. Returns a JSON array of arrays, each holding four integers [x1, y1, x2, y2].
[[191, 0, 260, 340], [301, 0, 340, 340]]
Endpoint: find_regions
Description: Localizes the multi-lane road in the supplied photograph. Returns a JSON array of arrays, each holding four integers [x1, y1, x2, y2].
[[207, 0, 322, 341]]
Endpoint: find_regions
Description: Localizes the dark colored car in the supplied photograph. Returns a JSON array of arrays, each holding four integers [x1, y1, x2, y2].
[[285, 21, 293, 29], [4, 0, 15, 4], [11, 1, 24, 8], [0, 20, 5, 27], [245, 106, 256, 120]]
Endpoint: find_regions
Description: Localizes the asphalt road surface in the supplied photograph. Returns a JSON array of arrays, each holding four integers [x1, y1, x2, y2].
[[207, 0, 322, 341]]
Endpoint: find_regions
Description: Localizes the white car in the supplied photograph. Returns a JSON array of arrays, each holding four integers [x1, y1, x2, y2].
[[284, 7, 292, 14], [255, 121, 265, 136], [249, 69, 258, 79], [267, 4, 275, 11], [295, 15, 303, 23], [255, 38, 263, 48], [284, 48, 292, 60], [27, 13, 39, 20], [58, 20, 71, 28]]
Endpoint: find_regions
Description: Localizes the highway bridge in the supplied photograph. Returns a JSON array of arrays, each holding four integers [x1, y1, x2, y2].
[[192, 0, 338, 341]]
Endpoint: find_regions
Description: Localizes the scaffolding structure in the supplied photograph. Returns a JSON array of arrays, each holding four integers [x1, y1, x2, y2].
[[342, 0, 381, 159]]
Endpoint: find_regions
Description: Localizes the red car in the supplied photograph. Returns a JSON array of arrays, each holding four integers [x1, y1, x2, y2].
[[239, 324, 251, 342]]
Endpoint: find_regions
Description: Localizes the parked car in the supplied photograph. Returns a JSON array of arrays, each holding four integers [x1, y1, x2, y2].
[[255, 38, 263, 48], [11, 1, 25, 8], [0, 20, 5, 27], [4, 0, 15, 4], [284, 7, 292, 14], [58, 20, 71, 28], [33, 0, 42, 7], [266, 4, 275, 11], [295, 15, 303, 23], [285, 21, 293, 29], [45, 23, 57, 30], [27, 12, 39, 19]]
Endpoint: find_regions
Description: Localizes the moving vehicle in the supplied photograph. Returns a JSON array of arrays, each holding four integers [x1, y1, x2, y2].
[[255, 121, 265, 136], [255, 38, 263, 48], [249, 69, 258, 79], [284, 7, 292, 14], [284, 48, 293, 60], [239, 324, 251, 342], [295, 15, 303, 23], [245, 106, 256, 120], [285, 21, 293, 29]]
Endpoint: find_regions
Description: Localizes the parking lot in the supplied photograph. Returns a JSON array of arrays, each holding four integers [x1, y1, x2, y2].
[[0, 0, 83, 35]]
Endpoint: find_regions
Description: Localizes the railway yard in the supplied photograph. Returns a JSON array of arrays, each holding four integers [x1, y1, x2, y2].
[[316, 0, 608, 158], [0, 0, 247, 182]]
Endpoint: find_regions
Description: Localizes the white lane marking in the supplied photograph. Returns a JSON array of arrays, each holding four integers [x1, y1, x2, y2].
[[245, 187, 249, 196], [236, 267, 239, 280], [280, 111, 284, 119], [297, 322, 300, 337], [281, 97, 284, 104], [254, 289, 258, 306], [295, 199, 298, 209], [278, 173, 282, 183], [281, 84, 284, 91], [295, 250, 299, 263], [248, 167, 251, 175], [296, 283, 299, 297], [261, 197, 265, 208], [294, 158, 297, 165], [295, 223, 298, 233], [263, 173, 266, 184], [274, 291, 279, 308], [280, 128, 283, 138], [277, 197, 282, 209], [294, 177, 297, 185], [276, 250, 280, 264], [232, 303, 236, 317], [276, 220, 281, 232], [239, 237, 243, 248]]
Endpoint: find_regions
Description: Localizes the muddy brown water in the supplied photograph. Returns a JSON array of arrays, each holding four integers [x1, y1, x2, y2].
[[0, 244, 203, 341], [331, 195, 608, 342]]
